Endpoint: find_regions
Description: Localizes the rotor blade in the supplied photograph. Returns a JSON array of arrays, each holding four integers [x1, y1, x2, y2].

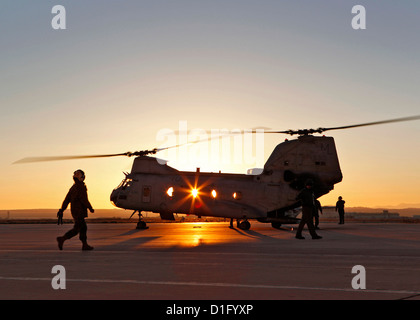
[[158, 132, 239, 151], [260, 130, 294, 134], [156, 127, 269, 152], [321, 115, 420, 133], [13, 152, 130, 164], [260, 115, 420, 136]]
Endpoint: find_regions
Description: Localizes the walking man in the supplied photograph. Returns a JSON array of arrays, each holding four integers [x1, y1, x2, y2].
[[56, 169, 95, 250], [295, 179, 322, 240]]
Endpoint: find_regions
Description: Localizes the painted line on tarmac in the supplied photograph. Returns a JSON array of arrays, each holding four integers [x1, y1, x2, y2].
[[0, 276, 419, 296], [1, 249, 420, 263]]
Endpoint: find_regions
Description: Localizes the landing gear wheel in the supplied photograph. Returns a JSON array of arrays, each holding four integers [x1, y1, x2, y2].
[[238, 220, 251, 230], [136, 220, 148, 229], [132, 211, 148, 230]]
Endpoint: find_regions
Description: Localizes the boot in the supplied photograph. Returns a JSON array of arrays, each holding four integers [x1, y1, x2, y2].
[[82, 243, 94, 251], [57, 236, 65, 250]]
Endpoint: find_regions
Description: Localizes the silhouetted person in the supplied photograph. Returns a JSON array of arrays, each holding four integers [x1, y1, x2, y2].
[[336, 196, 345, 224], [56, 169, 94, 250], [295, 179, 322, 240], [313, 199, 323, 229]]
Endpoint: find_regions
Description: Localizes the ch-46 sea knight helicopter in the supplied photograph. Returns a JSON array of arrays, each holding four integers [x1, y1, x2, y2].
[[15, 115, 420, 230]]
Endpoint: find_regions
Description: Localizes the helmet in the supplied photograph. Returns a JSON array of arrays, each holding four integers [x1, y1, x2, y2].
[[74, 169, 85, 181]]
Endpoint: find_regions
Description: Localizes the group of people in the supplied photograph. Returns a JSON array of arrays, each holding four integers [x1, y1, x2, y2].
[[295, 179, 345, 240], [55, 170, 346, 250]]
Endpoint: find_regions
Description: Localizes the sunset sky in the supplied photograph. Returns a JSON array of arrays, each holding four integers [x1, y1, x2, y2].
[[1, 1, 419, 213]]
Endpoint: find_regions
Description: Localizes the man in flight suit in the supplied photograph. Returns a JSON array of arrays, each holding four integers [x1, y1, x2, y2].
[[295, 179, 322, 240], [56, 169, 95, 250], [336, 196, 346, 224]]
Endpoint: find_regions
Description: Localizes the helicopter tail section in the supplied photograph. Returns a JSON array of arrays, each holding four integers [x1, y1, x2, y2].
[[264, 135, 343, 198]]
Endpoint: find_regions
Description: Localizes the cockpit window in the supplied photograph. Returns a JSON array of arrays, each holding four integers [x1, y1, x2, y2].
[[119, 178, 133, 190], [117, 180, 124, 189]]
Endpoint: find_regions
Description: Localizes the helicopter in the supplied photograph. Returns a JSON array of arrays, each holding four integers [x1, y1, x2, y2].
[[14, 115, 420, 230]]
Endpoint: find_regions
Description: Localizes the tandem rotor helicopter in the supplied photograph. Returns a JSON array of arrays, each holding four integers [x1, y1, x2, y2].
[[15, 115, 420, 230]]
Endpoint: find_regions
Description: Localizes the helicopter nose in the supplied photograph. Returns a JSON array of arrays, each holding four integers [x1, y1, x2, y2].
[[110, 190, 119, 206]]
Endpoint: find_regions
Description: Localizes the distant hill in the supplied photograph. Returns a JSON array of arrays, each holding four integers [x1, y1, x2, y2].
[[1, 206, 420, 219], [348, 207, 420, 217], [322, 206, 420, 217], [381, 203, 420, 209]]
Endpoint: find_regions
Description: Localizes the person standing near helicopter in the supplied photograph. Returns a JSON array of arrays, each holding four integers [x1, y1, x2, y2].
[[295, 179, 322, 240], [336, 196, 346, 224], [56, 169, 95, 250]]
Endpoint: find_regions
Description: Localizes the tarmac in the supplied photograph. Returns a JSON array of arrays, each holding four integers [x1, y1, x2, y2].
[[1, 220, 420, 300]]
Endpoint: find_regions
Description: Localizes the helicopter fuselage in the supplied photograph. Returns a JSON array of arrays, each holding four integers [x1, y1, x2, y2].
[[110, 135, 343, 228]]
